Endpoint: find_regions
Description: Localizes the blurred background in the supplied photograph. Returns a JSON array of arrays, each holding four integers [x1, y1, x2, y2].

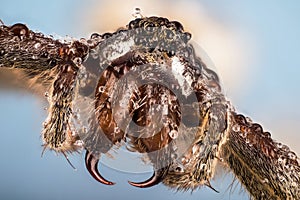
[[0, 0, 300, 199]]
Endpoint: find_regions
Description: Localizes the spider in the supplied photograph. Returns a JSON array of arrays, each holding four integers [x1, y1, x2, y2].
[[0, 16, 299, 199]]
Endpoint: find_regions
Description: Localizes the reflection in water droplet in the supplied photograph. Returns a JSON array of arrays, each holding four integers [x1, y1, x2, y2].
[[245, 117, 252, 124], [114, 126, 120, 133], [174, 165, 184, 173], [34, 42, 41, 49], [277, 142, 283, 148], [291, 181, 297, 187], [278, 156, 287, 165], [169, 130, 178, 139], [278, 174, 285, 182], [239, 132, 247, 138], [200, 163, 206, 170], [288, 152, 297, 160], [192, 145, 199, 154], [232, 124, 240, 132], [73, 112, 80, 120], [0, 49, 5, 56], [74, 140, 84, 147], [132, 7, 143, 19], [98, 86, 106, 93], [73, 57, 82, 66], [42, 121, 47, 128], [82, 126, 88, 134], [262, 178, 269, 183]]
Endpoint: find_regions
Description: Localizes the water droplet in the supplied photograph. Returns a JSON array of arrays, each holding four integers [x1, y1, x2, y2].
[[73, 112, 80, 120], [44, 92, 49, 98], [245, 138, 250, 144], [132, 7, 143, 19], [278, 156, 286, 165], [192, 145, 199, 154], [263, 131, 271, 138], [32, 55, 38, 60], [262, 178, 269, 183], [34, 42, 41, 49], [232, 124, 240, 132], [288, 152, 297, 160], [42, 121, 48, 128], [74, 140, 84, 147], [9, 23, 29, 39], [277, 142, 283, 148], [59, 84, 63, 89], [174, 165, 184, 173], [82, 126, 88, 134], [245, 117, 252, 123], [281, 144, 290, 151], [98, 86, 106, 93], [114, 126, 120, 133], [291, 181, 297, 187], [239, 131, 247, 138], [278, 174, 285, 182], [169, 130, 178, 139], [0, 49, 5, 56], [200, 163, 206, 170], [73, 57, 82, 66]]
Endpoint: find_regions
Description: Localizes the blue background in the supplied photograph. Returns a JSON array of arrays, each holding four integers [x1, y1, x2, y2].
[[0, 1, 299, 199]]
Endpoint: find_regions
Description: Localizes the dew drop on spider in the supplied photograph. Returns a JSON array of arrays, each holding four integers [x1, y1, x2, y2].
[[44, 91, 49, 98], [74, 140, 84, 147], [98, 86, 106, 93], [73, 112, 80, 120], [73, 57, 82, 66], [277, 142, 283, 148], [277, 174, 286, 182], [232, 124, 240, 132], [169, 130, 178, 139], [132, 7, 143, 19], [34, 42, 41, 49], [288, 152, 297, 160], [0, 49, 5, 56], [81, 126, 88, 134], [245, 138, 250, 144], [262, 178, 269, 183], [291, 181, 297, 187]]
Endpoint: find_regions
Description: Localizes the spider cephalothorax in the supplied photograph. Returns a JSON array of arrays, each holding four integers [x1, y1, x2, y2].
[[0, 16, 299, 199]]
